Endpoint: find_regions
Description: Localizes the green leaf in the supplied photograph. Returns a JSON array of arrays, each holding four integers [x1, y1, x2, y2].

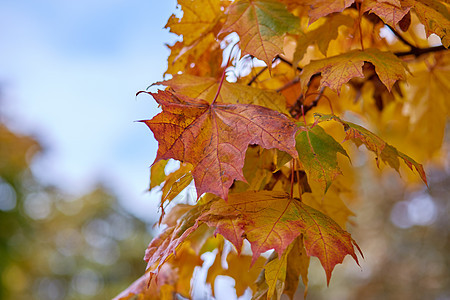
[[296, 124, 350, 193], [221, 0, 299, 68]]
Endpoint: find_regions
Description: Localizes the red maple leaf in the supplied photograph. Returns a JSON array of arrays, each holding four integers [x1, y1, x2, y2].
[[140, 90, 298, 200]]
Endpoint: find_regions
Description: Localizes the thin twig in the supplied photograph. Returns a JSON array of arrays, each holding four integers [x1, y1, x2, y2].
[[303, 87, 331, 114], [276, 77, 300, 92], [247, 66, 268, 86], [395, 45, 447, 57], [276, 55, 303, 72], [386, 24, 417, 50], [357, 1, 365, 51]]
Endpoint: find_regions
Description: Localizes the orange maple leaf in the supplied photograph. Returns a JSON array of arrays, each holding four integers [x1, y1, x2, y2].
[[414, 0, 450, 48], [157, 74, 290, 114], [301, 48, 407, 94], [315, 113, 428, 185], [362, 0, 412, 27], [304, 0, 354, 24], [141, 90, 298, 200], [165, 0, 225, 46], [200, 191, 362, 284], [144, 203, 205, 277], [207, 251, 266, 297], [220, 0, 299, 68]]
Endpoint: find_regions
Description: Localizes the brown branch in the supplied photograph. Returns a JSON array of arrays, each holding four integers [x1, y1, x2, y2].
[[302, 87, 326, 115], [395, 45, 447, 57], [276, 55, 303, 72], [276, 77, 300, 92], [247, 66, 268, 86], [386, 24, 417, 50], [247, 55, 302, 85]]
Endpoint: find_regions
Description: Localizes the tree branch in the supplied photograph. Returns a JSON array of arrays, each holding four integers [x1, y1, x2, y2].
[[247, 66, 268, 86], [395, 45, 447, 57], [276, 55, 302, 72], [386, 24, 417, 50], [276, 77, 300, 92]]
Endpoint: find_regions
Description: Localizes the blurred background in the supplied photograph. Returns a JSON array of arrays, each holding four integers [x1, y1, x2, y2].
[[0, 0, 176, 299], [0, 1, 449, 299]]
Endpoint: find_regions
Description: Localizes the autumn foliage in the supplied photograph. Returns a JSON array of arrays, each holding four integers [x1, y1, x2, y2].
[[117, 0, 449, 299]]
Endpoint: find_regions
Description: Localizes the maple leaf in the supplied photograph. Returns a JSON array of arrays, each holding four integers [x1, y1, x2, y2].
[[362, 0, 413, 27], [144, 203, 207, 276], [149, 159, 168, 190], [304, 0, 355, 24], [227, 252, 266, 296], [284, 236, 310, 300], [403, 56, 450, 157], [315, 113, 428, 185], [221, 0, 299, 68], [165, 35, 223, 77], [170, 243, 204, 298], [115, 242, 202, 300], [414, 0, 450, 48], [113, 272, 176, 300], [296, 124, 350, 193], [234, 146, 276, 192], [157, 74, 290, 114], [199, 199, 246, 253], [205, 251, 224, 296], [113, 272, 153, 300], [199, 191, 362, 284], [293, 13, 354, 65], [118, 0, 450, 298], [303, 180, 355, 229], [160, 163, 193, 208], [264, 245, 291, 299], [301, 48, 408, 94], [165, 0, 225, 46], [252, 237, 310, 299], [141, 90, 298, 200], [207, 251, 266, 297]]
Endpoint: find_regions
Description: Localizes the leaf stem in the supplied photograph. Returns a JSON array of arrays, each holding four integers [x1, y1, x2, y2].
[[290, 159, 295, 199], [304, 87, 333, 115], [301, 104, 308, 129], [295, 160, 303, 202], [212, 44, 237, 104], [357, 1, 365, 51], [212, 67, 227, 105]]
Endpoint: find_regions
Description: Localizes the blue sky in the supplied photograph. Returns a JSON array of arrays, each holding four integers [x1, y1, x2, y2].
[[0, 0, 178, 222]]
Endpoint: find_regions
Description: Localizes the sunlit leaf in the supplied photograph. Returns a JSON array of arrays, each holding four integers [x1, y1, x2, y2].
[[315, 113, 428, 185], [157, 74, 290, 114], [221, 0, 299, 67], [301, 48, 407, 93], [141, 90, 298, 200], [296, 124, 350, 192], [199, 191, 362, 284]]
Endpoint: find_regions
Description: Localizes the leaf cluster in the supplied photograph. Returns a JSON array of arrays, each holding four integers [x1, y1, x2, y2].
[[118, 0, 449, 299]]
